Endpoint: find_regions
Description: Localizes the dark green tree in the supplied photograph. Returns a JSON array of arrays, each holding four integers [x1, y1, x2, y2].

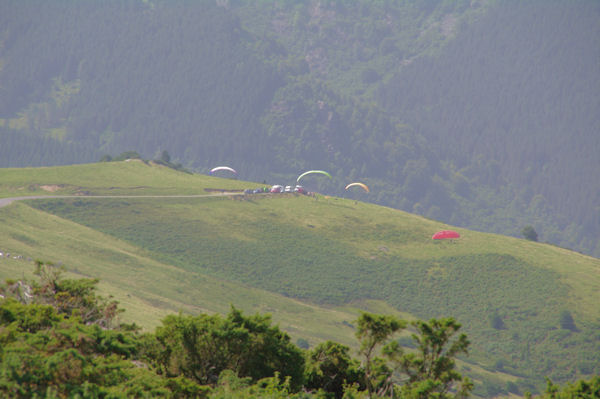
[[0, 267, 205, 398], [145, 306, 305, 390], [160, 150, 171, 163], [33, 260, 121, 328], [355, 312, 406, 398], [397, 318, 473, 399], [538, 376, 600, 398], [304, 341, 364, 398], [227, 307, 305, 390], [522, 225, 539, 241]]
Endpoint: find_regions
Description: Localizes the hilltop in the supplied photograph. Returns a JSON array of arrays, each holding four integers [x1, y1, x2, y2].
[[0, 161, 598, 397]]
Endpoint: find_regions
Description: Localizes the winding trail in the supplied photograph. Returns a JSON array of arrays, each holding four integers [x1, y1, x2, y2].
[[0, 193, 243, 209]]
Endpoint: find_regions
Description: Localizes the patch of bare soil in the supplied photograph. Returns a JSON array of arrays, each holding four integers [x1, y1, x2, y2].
[[40, 185, 62, 192]]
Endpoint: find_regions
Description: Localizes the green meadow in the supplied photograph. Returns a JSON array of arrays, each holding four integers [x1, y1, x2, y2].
[[1, 161, 598, 396], [0, 159, 252, 197]]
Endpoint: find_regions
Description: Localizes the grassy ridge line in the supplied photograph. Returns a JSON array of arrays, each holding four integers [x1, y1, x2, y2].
[[0, 201, 370, 346], [0, 159, 257, 198]]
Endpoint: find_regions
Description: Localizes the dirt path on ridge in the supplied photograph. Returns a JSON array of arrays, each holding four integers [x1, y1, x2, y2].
[[0, 193, 245, 209]]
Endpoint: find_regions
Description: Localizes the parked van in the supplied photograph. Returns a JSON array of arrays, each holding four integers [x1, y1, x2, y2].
[[294, 185, 307, 194]]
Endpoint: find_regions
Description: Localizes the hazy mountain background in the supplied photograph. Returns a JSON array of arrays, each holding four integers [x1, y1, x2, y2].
[[1, 0, 598, 256]]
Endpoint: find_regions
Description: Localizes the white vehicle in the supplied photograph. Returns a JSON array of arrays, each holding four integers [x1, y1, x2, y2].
[[294, 185, 307, 194]]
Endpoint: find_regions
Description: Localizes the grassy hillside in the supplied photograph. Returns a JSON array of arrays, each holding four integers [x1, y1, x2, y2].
[[0, 159, 252, 197], [1, 161, 598, 396], [0, 196, 367, 349]]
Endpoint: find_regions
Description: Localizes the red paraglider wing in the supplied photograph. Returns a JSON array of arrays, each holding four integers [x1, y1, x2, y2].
[[432, 230, 460, 239]]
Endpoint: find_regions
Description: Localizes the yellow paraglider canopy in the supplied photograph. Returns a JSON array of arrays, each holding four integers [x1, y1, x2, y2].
[[345, 182, 370, 193]]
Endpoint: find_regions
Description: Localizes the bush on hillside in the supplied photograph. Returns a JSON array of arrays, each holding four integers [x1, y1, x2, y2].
[[489, 312, 505, 329], [522, 225, 538, 241], [559, 310, 577, 331]]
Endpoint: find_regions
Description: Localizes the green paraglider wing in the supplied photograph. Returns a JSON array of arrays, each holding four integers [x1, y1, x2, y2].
[[297, 170, 332, 183]]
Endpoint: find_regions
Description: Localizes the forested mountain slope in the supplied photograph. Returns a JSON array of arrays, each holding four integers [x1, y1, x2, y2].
[[0, 0, 597, 256], [378, 1, 600, 256], [0, 0, 281, 171]]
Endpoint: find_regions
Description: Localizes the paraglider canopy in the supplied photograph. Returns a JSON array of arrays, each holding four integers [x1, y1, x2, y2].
[[432, 230, 460, 240], [345, 182, 370, 193], [297, 170, 332, 183], [210, 166, 237, 175]]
